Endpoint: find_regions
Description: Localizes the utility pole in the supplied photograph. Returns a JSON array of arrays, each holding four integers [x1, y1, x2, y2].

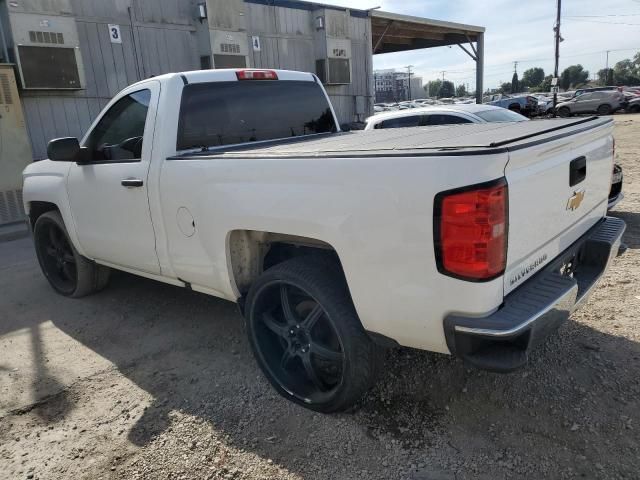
[[441, 71, 446, 82], [405, 65, 414, 101], [552, 0, 562, 116]]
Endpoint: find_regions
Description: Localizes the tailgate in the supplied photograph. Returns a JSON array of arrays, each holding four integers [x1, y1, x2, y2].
[[503, 118, 614, 294]]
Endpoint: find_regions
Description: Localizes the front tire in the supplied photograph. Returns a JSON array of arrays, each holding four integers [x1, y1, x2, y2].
[[597, 104, 612, 115], [558, 106, 571, 118], [245, 257, 379, 412], [33, 211, 110, 298]]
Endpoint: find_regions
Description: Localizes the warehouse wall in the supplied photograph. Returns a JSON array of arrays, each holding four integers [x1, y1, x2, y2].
[[244, 1, 373, 124], [19, 0, 199, 159]]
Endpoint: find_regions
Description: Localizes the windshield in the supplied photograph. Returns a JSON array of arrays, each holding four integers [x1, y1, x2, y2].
[[474, 109, 529, 123], [177, 80, 337, 151]]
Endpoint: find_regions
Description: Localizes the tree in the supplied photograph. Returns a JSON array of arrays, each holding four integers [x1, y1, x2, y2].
[[424, 79, 442, 97], [612, 58, 640, 86], [559, 64, 589, 90], [498, 82, 512, 94], [521, 67, 545, 89], [533, 75, 553, 93], [455, 83, 467, 97], [438, 80, 455, 98], [511, 72, 520, 93]]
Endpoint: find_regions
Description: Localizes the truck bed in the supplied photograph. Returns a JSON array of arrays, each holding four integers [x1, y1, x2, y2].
[[170, 117, 611, 159]]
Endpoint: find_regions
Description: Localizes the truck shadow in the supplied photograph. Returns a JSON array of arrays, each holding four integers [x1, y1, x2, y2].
[[609, 209, 640, 249], [39, 268, 640, 479]]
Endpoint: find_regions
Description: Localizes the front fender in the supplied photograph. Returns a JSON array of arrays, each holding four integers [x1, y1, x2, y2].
[[22, 160, 87, 257]]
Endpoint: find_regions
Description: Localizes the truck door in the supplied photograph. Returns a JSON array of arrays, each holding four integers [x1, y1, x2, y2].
[[66, 81, 161, 274]]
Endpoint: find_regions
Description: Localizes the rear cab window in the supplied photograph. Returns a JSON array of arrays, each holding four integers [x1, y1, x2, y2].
[[176, 80, 337, 151], [474, 109, 528, 123], [426, 114, 472, 126], [376, 115, 421, 129]]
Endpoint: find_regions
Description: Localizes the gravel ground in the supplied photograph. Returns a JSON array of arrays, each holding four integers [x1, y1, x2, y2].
[[1, 115, 639, 480]]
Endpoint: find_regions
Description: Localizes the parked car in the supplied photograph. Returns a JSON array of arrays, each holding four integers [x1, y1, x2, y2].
[[363, 104, 528, 130], [532, 95, 554, 116], [574, 86, 619, 97], [23, 68, 625, 413], [626, 96, 640, 113], [484, 94, 539, 117], [556, 90, 624, 117]]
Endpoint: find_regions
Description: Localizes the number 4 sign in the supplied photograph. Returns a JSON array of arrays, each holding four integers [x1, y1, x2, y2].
[[108, 24, 122, 44]]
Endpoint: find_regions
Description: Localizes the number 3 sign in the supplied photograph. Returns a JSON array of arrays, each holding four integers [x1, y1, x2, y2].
[[108, 24, 122, 44]]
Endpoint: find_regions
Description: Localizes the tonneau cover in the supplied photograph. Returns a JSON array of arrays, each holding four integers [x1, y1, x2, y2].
[[171, 117, 611, 159]]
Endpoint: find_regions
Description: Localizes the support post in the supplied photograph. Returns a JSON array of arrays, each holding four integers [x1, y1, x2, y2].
[[553, 0, 561, 116], [475, 32, 484, 105]]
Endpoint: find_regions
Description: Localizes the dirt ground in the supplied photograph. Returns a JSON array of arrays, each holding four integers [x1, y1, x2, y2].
[[1, 115, 639, 480]]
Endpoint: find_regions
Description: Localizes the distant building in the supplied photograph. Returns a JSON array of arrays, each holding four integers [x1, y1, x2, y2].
[[374, 69, 423, 103]]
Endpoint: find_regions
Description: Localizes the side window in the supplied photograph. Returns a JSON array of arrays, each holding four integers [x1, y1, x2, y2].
[[427, 114, 472, 125], [577, 93, 592, 102], [85, 89, 151, 162], [379, 115, 421, 129]]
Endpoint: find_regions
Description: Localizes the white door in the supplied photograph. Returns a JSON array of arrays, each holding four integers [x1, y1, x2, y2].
[[67, 82, 161, 274]]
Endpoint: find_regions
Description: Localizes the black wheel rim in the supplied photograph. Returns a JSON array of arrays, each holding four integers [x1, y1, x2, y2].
[[36, 220, 77, 294], [250, 281, 345, 405]]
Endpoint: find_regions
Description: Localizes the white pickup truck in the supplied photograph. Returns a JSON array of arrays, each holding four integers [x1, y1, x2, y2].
[[23, 69, 625, 412]]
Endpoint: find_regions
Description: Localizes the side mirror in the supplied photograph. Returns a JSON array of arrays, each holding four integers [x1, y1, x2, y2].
[[47, 137, 81, 162]]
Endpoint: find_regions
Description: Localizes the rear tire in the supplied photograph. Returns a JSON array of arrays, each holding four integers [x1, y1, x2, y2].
[[244, 257, 380, 412], [597, 104, 612, 115], [558, 106, 571, 118], [33, 211, 110, 298], [629, 104, 640, 114]]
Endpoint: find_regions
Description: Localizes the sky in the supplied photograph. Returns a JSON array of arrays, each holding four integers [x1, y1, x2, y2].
[[307, 0, 640, 90]]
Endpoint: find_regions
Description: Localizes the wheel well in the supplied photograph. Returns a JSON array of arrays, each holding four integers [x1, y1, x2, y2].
[[27, 201, 58, 230], [228, 230, 341, 295]]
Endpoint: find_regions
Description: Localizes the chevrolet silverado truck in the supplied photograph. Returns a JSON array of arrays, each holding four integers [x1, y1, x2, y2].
[[23, 69, 625, 412]]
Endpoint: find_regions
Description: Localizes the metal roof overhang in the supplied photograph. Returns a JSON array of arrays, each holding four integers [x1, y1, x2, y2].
[[372, 11, 485, 54]]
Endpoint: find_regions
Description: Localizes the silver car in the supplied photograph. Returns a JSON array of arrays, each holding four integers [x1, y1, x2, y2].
[[364, 104, 528, 130], [556, 91, 624, 117]]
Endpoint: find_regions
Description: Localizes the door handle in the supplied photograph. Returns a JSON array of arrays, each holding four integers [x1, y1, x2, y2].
[[569, 156, 587, 187], [121, 178, 144, 188]]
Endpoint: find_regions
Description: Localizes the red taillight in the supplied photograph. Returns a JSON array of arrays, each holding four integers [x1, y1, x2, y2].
[[435, 179, 508, 281], [236, 69, 278, 80]]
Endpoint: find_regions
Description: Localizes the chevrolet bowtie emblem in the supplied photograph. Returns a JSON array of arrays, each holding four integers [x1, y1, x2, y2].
[[567, 189, 586, 211]]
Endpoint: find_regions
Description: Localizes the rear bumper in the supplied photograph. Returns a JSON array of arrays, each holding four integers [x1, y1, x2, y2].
[[444, 216, 626, 372]]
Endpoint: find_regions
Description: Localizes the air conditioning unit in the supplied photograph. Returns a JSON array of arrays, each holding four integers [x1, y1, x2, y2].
[[316, 38, 352, 85], [210, 29, 248, 69], [8, 13, 85, 90], [0, 65, 32, 225]]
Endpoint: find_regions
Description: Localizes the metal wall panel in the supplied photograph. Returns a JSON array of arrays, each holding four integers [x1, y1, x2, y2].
[[245, 3, 277, 35]]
